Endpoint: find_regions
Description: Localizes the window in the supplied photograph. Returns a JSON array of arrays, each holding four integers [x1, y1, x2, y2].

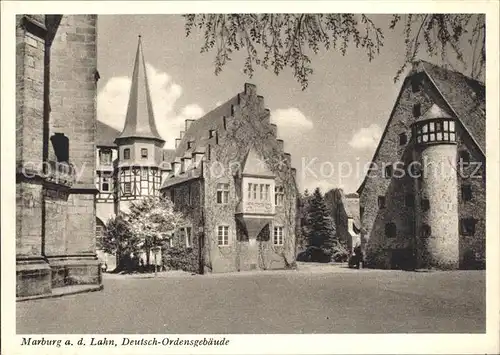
[[123, 148, 130, 160], [460, 218, 476, 236], [247, 183, 252, 199], [183, 226, 192, 248], [411, 76, 420, 93], [461, 185, 472, 201], [405, 194, 414, 207], [253, 184, 257, 199], [101, 177, 111, 192], [413, 103, 421, 117], [141, 148, 148, 158], [416, 119, 456, 144], [124, 182, 132, 195], [259, 184, 264, 200], [378, 196, 386, 209], [421, 198, 430, 211], [265, 184, 270, 201], [141, 169, 148, 179], [273, 226, 284, 245], [275, 186, 284, 206], [100, 149, 112, 165], [187, 141, 194, 149], [421, 224, 431, 239], [209, 129, 216, 139], [385, 223, 396, 238], [384, 165, 393, 179], [216, 183, 229, 204], [50, 133, 69, 162], [399, 133, 407, 146], [217, 225, 229, 246]]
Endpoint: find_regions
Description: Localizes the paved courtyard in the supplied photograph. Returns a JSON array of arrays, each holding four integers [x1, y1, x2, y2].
[[17, 266, 485, 334]]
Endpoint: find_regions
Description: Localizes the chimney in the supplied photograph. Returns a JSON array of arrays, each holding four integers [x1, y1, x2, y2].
[[185, 119, 195, 131], [175, 138, 181, 149]]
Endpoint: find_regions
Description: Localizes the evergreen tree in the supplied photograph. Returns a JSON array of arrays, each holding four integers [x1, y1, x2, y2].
[[306, 188, 336, 253]]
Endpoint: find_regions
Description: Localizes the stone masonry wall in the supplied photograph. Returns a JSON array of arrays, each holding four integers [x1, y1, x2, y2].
[[456, 128, 486, 268], [50, 15, 98, 258], [361, 75, 436, 268], [360, 70, 485, 270], [203, 84, 297, 273]]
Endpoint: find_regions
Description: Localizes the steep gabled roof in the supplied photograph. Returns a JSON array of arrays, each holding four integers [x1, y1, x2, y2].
[[96, 120, 120, 147], [357, 60, 486, 194], [420, 61, 485, 154], [116, 36, 164, 143]]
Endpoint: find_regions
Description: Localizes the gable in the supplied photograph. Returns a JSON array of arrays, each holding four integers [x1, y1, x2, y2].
[[242, 147, 275, 177], [421, 61, 485, 155], [357, 61, 486, 195]]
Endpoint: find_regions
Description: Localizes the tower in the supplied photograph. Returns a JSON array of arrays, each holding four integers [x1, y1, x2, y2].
[[115, 36, 165, 213], [412, 104, 459, 269]]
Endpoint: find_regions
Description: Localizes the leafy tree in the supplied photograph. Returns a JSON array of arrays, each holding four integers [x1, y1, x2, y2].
[[125, 196, 184, 268], [306, 188, 336, 254], [102, 214, 137, 270], [184, 14, 485, 90], [296, 189, 312, 251]]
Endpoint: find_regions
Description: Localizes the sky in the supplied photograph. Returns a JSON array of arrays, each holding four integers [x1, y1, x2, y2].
[[96, 14, 477, 194]]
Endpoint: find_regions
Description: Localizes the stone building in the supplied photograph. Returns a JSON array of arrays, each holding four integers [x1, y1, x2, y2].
[[95, 36, 171, 267], [357, 60, 485, 270], [16, 15, 101, 297], [160, 83, 298, 273], [324, 189, 361, 255]]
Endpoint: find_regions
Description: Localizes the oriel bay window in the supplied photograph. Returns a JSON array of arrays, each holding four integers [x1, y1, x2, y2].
[[415, 119, 456, 144], [247, 183, 272, 201]]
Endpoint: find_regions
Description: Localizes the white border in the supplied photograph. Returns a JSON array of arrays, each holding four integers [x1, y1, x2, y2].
[[2, 1, 499, 354]]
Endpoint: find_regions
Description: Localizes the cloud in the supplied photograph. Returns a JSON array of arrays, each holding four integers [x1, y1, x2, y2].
[[270, 108, 313, 138], [348, 124, 382, 150], [97, 63, 204, 149]]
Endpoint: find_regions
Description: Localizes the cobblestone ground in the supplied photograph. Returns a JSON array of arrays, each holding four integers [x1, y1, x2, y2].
[[17, 267, 485, 334]]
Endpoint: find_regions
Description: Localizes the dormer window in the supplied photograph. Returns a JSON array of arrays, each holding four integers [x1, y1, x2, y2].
[[209, 129, 216, 139], [187, 141, 194, 149], [100, 149, 112, 165], [123, 148, 130, 160], [141, 148, 148, 158]]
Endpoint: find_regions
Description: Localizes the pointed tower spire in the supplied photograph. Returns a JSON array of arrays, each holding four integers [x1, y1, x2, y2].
[[116, 35, 164, 143]]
